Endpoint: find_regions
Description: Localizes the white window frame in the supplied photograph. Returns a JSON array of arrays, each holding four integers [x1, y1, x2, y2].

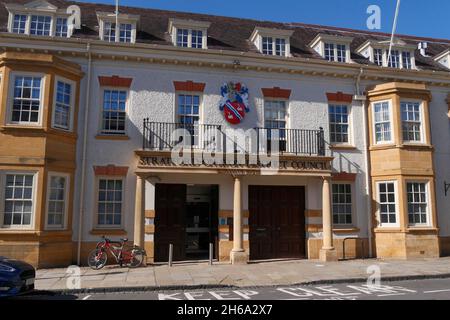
[[191, 29, 204, 49], [400, 100, 426, 144], [0, 171, 38, 230], [99, 87, 129, 136], [406, 180, 432, 228], [373, 48, 383, 66], [263, 98, 289, 129], [402, 51, 413, 69], [45, 172, 70, 230], [322, 42, 351, 63], [376, 180, 400, 228], [29, 14, 53, 36], [328, 103, 352, 145], [99, 19, 137, 44], [119, 23, 133, 43], [275, 38, 286, 57], [55, 17, 68, 37], [176, 28, 189, 47], [262, 98, 290, 152], [52, 76, 76, 132], [174, 27, 207, 49], [262, 36, 274, 55], [369, 47, 416, 69], [174, 91, 203, 147], [387, 49, 401, 68], [331, 182, 355, 227], [11, 13, 27, 34], [310, 35, 353, 63], [7, 12, 72, 38], [94, 176, 126, 229], [7, 72, 45, 127], [372, 100, 394, 145], [261, 36, 288, 57], [175, 92, 202, 124]]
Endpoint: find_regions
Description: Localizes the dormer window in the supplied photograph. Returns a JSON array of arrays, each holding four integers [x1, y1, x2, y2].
[[55, 17, 68, 37], [250, 27, 293, 57], [30, 15, 51, 36], [191, 30, 203, 48], [175, 28, 203, 48], [120, 23, 132, 43], [309, 34, 353, 63], [324, 43, 348, 62], [169, 19, 210, 49], [176, 29, 189, 47], [434, 49, 450, 69], [97, 12, 139, 44], [5, 1, 77, 38], [374, 48, 383, 66], [357, 39, 417, 70], [12, 14, 27, 34], [261, 37, 287, 56]]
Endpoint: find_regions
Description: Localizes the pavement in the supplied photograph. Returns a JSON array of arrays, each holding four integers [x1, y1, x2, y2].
[[35, 257, 450, 293]]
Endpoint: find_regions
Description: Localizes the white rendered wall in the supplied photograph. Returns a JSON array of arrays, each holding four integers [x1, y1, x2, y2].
[[68, 58, 369, 241]]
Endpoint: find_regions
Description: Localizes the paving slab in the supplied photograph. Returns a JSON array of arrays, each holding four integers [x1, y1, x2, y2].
[[34, 257, 450, 292]]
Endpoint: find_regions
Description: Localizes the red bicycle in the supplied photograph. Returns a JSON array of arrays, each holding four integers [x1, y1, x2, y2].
[[87, 236, 146, 270]]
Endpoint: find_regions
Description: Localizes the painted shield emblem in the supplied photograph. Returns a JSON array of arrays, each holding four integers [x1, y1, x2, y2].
[[219, 82, 250, 125]]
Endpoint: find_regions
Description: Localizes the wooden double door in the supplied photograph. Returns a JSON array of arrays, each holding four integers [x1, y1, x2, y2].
[[249, 186, 306, 260]]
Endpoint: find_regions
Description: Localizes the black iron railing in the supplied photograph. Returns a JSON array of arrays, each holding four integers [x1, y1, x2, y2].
[[142, 120, 325, 156]]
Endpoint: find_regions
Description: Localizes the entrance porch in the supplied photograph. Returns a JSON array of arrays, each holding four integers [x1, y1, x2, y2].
[[133, 121, 337, 265]]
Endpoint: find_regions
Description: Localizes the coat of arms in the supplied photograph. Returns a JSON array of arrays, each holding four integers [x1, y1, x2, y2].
[[219, 82, 250, 125]]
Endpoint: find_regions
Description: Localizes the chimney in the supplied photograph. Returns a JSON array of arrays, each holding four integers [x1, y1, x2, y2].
[[418, 42, 428, 57]]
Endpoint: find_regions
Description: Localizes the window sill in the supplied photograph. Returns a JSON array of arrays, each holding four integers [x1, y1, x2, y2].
[[370, 144, 434, 151], [329, 144, 358, 151], [0, 125, 45, 133], [90, 229, 127, 236], [406, 227, 439, 233], [373, 227, 403, 233], [333, 227, 360, 233], [400, 143, 433, 150], [95, 135, 130, 141], [369, 144, 397, 151], [0, 229, 37, 234]]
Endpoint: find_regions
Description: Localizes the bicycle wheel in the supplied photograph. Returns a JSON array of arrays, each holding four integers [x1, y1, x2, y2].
[[88, 249, 108, 270], [129, 250, 145, 268]]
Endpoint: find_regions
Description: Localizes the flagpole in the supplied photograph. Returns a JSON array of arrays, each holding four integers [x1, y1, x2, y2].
[[115, 0, 119, 34], [387, 0, 401, 66]]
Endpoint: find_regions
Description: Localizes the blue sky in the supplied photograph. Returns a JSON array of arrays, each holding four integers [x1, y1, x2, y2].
[[78, 0, 450, 39]]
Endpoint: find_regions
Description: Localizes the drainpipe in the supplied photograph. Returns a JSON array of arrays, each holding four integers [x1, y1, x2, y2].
[[77, 43, 93, 265], [356, 67, 374, 258]]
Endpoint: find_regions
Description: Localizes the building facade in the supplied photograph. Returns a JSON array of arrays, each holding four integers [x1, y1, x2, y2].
[[0, 0, 449, 268]]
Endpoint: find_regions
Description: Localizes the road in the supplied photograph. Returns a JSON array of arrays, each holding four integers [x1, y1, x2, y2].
[[13, 278, 450, 300]]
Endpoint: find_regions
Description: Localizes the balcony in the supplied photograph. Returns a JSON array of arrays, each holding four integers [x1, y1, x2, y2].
[[142, 120, 326, 156], [136, 120, 332, 176]]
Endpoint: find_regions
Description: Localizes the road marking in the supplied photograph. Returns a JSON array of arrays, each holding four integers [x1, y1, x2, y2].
[[82, 295, 92, 300], [377, 293, 406, 297], [424, 289, 450, 294]]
